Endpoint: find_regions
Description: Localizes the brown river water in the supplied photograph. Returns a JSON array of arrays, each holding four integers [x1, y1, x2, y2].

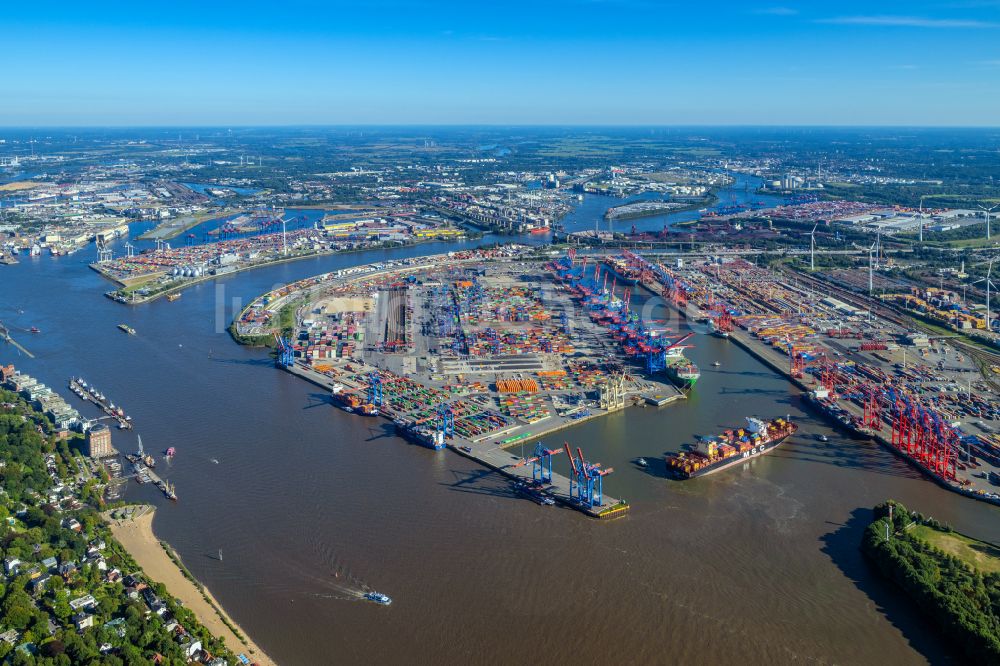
[[4, 239, 998, 665]]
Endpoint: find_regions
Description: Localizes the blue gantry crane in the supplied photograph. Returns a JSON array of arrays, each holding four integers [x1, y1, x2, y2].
[[513, 442, 564, 484], [564, 444, 614, 508], [437, 404, 455, 438], [367, 372, 384, 408], [273, 333, 294, 368], [530, 443, 563, 484]]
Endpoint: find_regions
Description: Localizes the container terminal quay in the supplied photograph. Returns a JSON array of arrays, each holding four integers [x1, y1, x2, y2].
[[234, 245, 688, 518], [233, 244, 1000, 517]]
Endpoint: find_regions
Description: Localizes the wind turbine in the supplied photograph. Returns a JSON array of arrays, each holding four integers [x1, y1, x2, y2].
[[918, 195, 928, 243], [972, 258, 997, 332], [874, 228, 882, 269], [868, 239, 878, 294], [809, 223, 818, 271], [979, 203, 999, 241]]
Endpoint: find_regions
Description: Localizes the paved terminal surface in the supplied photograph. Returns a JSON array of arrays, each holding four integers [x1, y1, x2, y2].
[[252, 254, 694, 517]]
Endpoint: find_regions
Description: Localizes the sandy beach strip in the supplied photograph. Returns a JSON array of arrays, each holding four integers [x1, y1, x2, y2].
[[106, 506, 277, 666]]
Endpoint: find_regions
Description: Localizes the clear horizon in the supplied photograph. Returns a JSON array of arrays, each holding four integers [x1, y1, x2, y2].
[[5, 0, 1000, 126], [3, 123, 1000, 130]]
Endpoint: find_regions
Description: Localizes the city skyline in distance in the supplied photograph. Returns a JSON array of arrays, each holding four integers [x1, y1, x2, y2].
[[4, 0, 1000, 127]]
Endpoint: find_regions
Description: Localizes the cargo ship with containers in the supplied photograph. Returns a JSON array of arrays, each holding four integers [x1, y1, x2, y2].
[[393, 418, 446, 450], [666, 417, 797, 479], [664, 353, 700, 389], [707, 319, 730, 339], [601, 256, 641, 285], [805, 389, 876, 437], [330, 385, 378, 416]]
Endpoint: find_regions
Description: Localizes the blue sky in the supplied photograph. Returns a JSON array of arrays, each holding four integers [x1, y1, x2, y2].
[[4, 1, 1000, 126]]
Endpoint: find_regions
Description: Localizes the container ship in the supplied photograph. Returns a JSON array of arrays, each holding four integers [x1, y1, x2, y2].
[[805, 389, 874, 436], [707, 319, 730, 338], [330, 385, 378, 416], [394, 418, 446, 450], [664, 354, 700, 389], [118, 324, 136, 335], [601, 257, 641, 285], [666, 417, 797, 479]]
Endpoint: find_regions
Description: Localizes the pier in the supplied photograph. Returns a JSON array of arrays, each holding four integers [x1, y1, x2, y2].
[[69, 377, 134, 429], [137, 210, 242, 241], [124, 451, 177, 501]]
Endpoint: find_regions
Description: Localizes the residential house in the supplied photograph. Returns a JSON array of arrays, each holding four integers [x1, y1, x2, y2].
[[72, 612, 94, 631], [178, 637, 202, 660], [28, 574, 50, 595], [3, 557, 21, 575], [69, 594, 97, 612], [103, 617, 127, 639]]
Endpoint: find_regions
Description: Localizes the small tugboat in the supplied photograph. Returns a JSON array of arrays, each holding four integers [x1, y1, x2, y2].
[[514, 481, 556, 506], [363, 592, 392, 606]]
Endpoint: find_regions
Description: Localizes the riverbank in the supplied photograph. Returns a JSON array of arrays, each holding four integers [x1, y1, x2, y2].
[[100, 237, 456, 305], [861, 499, 1000, 664], [107, 505, 278, 666]]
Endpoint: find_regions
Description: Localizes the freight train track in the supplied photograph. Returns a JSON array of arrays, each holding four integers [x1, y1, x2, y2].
[[785, 268, 1000, 392], [950, 340, 1000, 393]]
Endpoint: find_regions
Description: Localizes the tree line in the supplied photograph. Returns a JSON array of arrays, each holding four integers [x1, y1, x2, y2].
[[861, 499, 1000, 664]]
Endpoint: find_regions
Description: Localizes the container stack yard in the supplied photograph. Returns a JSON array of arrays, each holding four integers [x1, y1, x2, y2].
[[235, 247, 700, 518]]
